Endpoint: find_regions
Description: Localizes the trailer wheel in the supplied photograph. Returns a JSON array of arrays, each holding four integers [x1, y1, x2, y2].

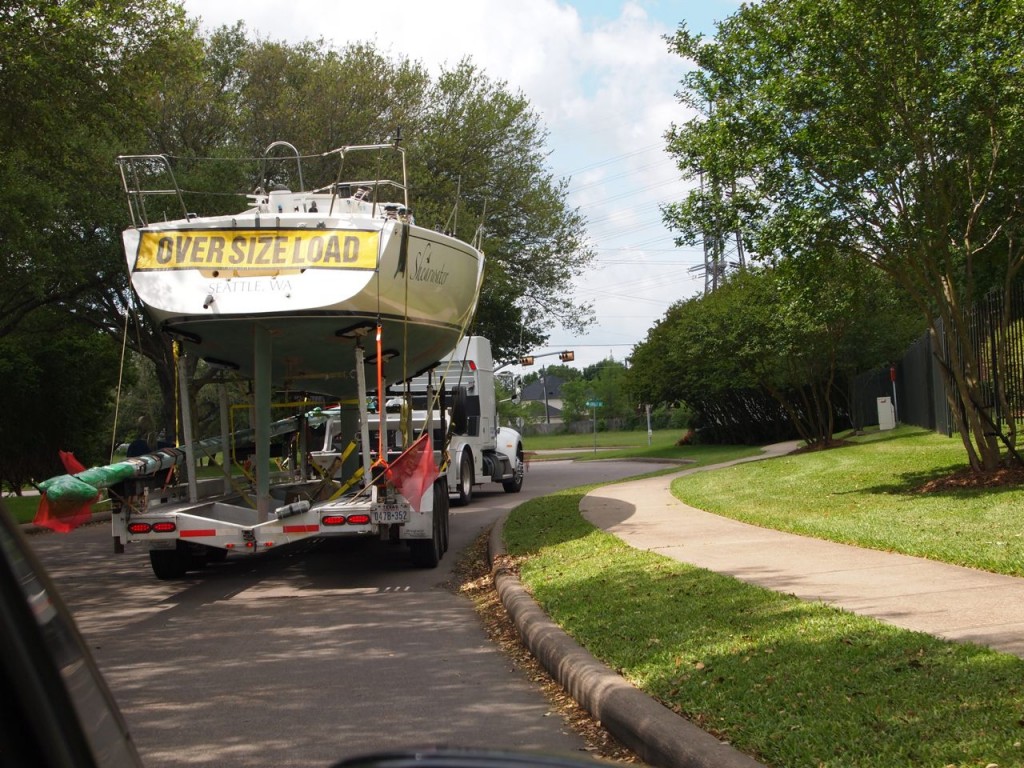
[[149, 546, 188, 580], [455, 452, 474, 506], [205, 546, 229, 563], [410, 492, 443, 568]]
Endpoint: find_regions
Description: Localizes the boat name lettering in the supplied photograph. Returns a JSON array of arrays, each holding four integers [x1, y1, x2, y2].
[[135, 230, 379, 271], [411, 251, 449, 286]]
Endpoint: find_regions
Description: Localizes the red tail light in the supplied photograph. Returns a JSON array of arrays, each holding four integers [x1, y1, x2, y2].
[[127, 522, 152, 534], [347, 514, 371, 525], [152, 522, 177, 533], [322, 515, 347, 526]]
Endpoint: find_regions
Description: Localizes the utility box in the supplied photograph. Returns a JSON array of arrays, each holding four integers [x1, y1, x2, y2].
[[877, 396, 896, 430]]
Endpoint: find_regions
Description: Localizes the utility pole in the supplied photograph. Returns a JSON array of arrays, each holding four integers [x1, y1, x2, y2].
[[520, 350, 575, 426]]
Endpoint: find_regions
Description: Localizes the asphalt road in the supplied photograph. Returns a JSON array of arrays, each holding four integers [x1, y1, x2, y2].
[[28, 459, 653, 768]]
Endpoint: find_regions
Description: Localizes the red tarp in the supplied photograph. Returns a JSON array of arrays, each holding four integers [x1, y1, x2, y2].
[[33, 451, 97, 533]]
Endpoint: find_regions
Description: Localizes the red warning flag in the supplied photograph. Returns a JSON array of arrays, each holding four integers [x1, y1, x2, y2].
[[59, 450, 86, 474], [33, 451, 96, 533], [384, 433, 438, 513]]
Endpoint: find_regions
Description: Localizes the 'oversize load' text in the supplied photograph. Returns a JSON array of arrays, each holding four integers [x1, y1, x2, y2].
[[135, 230, 379, 271]]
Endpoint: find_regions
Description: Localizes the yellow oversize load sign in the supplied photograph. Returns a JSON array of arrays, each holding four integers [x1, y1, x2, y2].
[[134, 229, 379, 272]]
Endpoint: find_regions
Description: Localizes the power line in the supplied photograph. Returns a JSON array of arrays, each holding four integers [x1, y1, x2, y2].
[[559, 142, 665, 177]]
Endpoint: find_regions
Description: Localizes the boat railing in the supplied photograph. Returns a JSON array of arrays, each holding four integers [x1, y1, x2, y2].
[[260, 140, 305, 192], [116, 154, 189, 228], [318, 143, 409, 217], [116, 141, 409, 228]]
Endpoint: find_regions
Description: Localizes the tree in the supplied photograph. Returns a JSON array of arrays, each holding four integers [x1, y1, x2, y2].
[[627, 259, 919, 447], [233, 37, 432, 162], [413, 60, 595, 364], [665, 0, 1024, 470], [0, 309, 120, 492], [0, 0, 193, 337], [561, 360, 633, 426], [0, 0, 206, 459]]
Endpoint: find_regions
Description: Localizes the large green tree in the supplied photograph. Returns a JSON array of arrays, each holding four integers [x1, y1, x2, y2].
[[628, 258, 920, 447], [0, 309, 120, 491], [0, 0, 191, 336], [412, 60, 594, 363], [0, 0, 200, 484], [561, 360, 633, 425], [665, 0, 1024, 470]]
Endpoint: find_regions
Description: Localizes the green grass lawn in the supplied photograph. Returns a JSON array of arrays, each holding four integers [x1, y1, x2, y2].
[[4, 494, 44, 525], [504, 427, 1024, 767], [524, 428, 760, 464], [672, 426, 1024, 577]]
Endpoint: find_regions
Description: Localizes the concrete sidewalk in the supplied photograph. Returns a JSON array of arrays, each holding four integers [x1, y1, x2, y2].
[[492, 445, 1024, 768], [581, 443, 1024, 659]]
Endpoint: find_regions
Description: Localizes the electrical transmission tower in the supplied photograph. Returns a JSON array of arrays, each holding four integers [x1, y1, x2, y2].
[[687, 172, 746, 295]]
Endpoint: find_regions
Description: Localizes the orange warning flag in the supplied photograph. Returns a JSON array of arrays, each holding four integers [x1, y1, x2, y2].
[[385, 433, 437, 513]]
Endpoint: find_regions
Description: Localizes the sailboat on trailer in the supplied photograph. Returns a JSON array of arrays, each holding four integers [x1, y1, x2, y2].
[[118, 141, 484, 395], [37, 140, 484, 575]]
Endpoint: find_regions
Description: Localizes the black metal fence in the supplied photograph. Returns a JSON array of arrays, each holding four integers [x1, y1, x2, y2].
[[854, 283, 1024, 438]]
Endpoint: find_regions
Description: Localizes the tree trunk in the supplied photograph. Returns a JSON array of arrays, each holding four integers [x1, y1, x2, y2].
[[931, 318, 1002, 472]]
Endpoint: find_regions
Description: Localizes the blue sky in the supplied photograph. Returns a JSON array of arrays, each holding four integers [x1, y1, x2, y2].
[[181, 1, 741, 369]]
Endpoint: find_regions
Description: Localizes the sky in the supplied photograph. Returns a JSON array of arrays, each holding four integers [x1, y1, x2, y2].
[[180, 0, 741, 370]]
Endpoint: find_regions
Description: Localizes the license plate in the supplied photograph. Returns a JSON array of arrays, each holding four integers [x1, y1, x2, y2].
[[373, 504, 409, 524]]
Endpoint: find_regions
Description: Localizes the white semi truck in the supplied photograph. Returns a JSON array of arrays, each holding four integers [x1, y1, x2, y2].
[[312, 336, 526, 506]]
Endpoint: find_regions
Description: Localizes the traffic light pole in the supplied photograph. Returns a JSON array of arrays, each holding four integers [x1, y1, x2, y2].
[[519, 349, 575, 426]]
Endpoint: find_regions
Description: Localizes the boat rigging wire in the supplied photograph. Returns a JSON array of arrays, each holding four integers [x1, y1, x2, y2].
[[108, 309, 132, 463]]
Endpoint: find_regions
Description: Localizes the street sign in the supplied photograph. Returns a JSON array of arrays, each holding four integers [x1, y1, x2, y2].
[[585, 400, 603, 408]]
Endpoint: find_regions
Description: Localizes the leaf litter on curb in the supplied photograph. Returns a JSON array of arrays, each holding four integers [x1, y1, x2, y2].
[[446, 528, 642, 765]]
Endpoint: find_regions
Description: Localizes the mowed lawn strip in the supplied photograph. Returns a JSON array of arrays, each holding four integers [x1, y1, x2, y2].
[[671, 426, 1024, 577], [504, 433, 1024, 767], [526, 429, 764, 464]]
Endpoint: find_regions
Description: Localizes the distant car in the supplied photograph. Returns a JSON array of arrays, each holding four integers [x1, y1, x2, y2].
[[0, 502, 143, 766]]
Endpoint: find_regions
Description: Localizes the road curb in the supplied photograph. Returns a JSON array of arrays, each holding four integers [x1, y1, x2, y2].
[[488, 515, 766, 768]]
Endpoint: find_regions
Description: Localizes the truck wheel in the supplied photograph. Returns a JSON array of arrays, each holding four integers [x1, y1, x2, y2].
[[149, 547, 188, 580], [410, 500, 443, 568], [455, 453, 473, 506], [502, 452, 524, 493]]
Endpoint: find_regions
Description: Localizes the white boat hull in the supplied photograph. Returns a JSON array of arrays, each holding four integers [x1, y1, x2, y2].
[[124, 213, 483, 396]]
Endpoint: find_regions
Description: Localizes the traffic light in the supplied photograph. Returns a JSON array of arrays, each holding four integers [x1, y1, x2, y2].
[[558, 350, 575, 362], [520, 356, 535, 366]]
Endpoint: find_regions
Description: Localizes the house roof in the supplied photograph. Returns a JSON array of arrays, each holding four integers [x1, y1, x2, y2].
[[520, 374, 566, 401]]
